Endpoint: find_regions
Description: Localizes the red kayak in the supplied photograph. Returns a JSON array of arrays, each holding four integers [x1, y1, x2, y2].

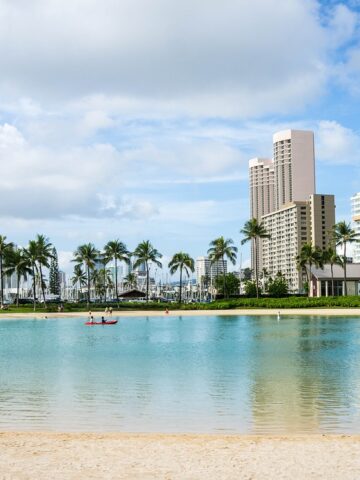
[[85, 320, 118, 325]]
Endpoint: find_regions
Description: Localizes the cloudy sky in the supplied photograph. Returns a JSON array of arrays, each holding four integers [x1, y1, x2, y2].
[[1, 0, 360, 276]]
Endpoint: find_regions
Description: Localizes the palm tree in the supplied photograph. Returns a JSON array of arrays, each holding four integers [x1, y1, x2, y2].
[[104, 240, 130, 304], [4, 248, 32, 307], [133, 241, 162, 301], [322, 246, 343, 296], [240, 219, 270, 298], [0, 235, 14, 306], [208, 236, 237, 299], [123, 272, 137, 290], [296, 243, 323, 297], [35, 234, 53, 307], [23, 240, 40, 311], [72, 264, 87, 301], [333, 221, 360, 296], [91, 267, 114, 302], [73, 243, 99, 306], [168, 252, 195, 304]]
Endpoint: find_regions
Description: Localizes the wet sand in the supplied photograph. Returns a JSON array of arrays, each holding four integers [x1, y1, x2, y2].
[[1, 432, 360, 479]]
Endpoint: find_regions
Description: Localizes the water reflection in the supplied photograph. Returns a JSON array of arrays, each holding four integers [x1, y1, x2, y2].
[[1, 315, 360, 433]]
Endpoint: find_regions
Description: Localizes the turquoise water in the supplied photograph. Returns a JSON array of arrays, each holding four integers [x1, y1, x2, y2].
[[1, 315, 360, 434]]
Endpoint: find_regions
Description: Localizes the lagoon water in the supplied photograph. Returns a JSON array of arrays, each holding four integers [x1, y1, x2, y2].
[[1, 315, 360, 434]]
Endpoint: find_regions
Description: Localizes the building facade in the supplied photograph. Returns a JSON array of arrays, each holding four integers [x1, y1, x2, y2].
[[273, 130, 315, 210], [249, 129, 335, 293], [261, 194, 335, 292], [351, 192, 360, 263], [195, 256, 227, 285]]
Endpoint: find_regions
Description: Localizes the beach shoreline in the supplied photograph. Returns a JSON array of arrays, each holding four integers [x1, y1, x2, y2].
[[1, 307, 360, 319], [1, 432, 360, 479]]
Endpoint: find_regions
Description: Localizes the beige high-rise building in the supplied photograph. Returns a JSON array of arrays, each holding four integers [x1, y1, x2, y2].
[[261, 194, 335, 293], [249, 158, 274, 220], [309, 194, 336, 251], [249, 158, 274, 274], [273, 130, 315, 210], [248, 129, 335, 293]]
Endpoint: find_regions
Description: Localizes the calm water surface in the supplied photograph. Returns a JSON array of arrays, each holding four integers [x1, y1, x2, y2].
[[1, 315, 360, 434]]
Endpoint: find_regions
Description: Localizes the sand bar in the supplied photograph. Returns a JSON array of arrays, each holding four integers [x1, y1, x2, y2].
[[1, 308, 360, 319], [1, 432, 360, 479]]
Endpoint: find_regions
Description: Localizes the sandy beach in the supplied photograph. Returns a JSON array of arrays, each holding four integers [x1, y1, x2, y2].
[[2, 310, 360, 479], [1, 307, 360, 319], [1, 432, 359, 479]]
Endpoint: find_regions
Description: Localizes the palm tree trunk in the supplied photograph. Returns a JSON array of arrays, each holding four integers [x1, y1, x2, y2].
[[254, 238, 259, 299], [0, 255, 3, 306], [87, 265, 90, 307], [32, 265, 36, 311], [179, 267, 183, 304], [344, 243, 347, 296], [39, 264, 47, 308], [16, 274, 20, 307], [104, 268, 107, 303], [146, 262, 149, 302], [222, 256, 226, 299], [331, 263, 334, 296], [309, 262, 312, 298], [115, 258, 118, 306]]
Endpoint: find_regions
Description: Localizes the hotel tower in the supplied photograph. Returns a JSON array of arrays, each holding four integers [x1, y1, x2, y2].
[[249, 130, 335, 293]]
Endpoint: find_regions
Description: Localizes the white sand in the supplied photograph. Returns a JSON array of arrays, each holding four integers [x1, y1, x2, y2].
[[1, 432, 360, 479], [1, 308, 360, 319]]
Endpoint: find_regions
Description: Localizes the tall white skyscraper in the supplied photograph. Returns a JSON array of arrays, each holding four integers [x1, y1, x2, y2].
[[351, 192, 360, 263], [195, 257, 227, 285]]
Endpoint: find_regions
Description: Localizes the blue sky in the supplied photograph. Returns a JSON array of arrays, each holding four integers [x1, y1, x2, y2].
[[0, 0, 360, 276]]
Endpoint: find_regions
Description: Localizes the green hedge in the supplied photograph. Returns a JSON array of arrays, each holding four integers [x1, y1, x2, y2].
[[2, 296, 360, 314]]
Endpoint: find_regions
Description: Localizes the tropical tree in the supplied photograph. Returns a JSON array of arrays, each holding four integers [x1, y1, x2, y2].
[[23, 240, 40, 311], [133, 241, 162, 301], [49, 247, 61, 297], [332, 221, 360, 296], [71, 264, 87, 301], [296, 243, 323, 297], [104, 240, 130, 303], [123, 272, 137, 290], [73, 243, 99, 306], [168, 252, 195, 304], [35, 234, 53, 307], [0, 235, 14, 306], [4, 248, 32, 306], [214, 272, 240, 297], [240, 219, 270, 299], [208, 236, 237, 299], [322, 246, 343, 296], [91, 267, 114, 302]]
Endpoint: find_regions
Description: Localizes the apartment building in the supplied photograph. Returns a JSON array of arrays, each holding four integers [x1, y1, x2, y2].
[[249, 158, 275, 274], [261, 195, 335, 292], [249, 129, 335, 293], [195, 256, 227, 285], [273, 130, 315, 210]]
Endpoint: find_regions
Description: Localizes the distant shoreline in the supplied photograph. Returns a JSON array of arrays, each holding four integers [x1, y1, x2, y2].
[[1, 308, 360, 319]]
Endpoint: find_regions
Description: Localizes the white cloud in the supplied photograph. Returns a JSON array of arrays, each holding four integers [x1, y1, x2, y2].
[[0, 0, 332, 117], [316, 120, 360, 164], [327, 4, 358, 46]]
